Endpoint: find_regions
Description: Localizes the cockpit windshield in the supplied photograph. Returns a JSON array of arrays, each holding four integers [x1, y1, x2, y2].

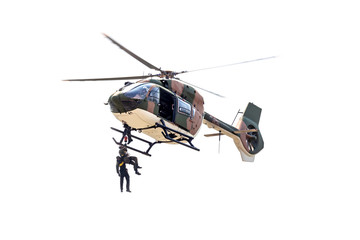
[[124, 83, 152, 100]]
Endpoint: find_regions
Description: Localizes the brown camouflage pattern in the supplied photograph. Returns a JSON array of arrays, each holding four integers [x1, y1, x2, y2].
[[136, 78, 204, 135], [238, 120, 251, 153], [170, 80, 185, 96]]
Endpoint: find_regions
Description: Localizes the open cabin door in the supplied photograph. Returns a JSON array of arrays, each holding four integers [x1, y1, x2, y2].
[[158, 88, 175, 121]]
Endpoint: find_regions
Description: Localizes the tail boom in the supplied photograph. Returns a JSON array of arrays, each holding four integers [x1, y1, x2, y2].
[[203, 103, 264, 162]]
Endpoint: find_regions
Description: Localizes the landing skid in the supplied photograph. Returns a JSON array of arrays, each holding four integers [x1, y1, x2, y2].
[[155, 119, 200, 152], [111, 126, 158, 157], [111, 120, 200, 157]]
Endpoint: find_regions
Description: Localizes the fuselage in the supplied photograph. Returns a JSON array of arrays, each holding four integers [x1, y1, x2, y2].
[[108, 78, 204, 142]]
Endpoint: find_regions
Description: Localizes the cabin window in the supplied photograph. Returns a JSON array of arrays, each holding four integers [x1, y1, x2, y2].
[[148, 87, 160, 104], [178, 98, 191, 116], [192, 107, 196, 119]]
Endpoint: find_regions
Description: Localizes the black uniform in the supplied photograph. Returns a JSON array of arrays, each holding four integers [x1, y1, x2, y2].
[[119, 150, 141, 175], [124, 156, 141, 175], [116, 156, 130, 192]]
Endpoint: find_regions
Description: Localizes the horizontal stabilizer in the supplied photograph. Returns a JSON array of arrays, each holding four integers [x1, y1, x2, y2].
[[204, 132, 225, 137]]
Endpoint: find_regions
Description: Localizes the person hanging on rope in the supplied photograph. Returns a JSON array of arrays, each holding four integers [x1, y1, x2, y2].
[[116, 154, 131, 193]]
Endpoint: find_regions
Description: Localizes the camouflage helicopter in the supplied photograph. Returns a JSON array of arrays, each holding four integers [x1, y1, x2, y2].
[[64, 34, 271, 162]]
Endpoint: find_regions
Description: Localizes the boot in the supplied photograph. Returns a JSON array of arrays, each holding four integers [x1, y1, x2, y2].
[[135, 171, 141, 175], [126, 189, 131, 193]]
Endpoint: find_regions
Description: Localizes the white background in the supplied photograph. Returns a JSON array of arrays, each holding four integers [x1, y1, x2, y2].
[[1, 0, 359, 239]]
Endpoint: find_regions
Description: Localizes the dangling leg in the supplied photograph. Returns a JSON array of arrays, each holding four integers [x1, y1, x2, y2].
[[120, 174, 124, 192], [132, 156, 141, 169], [130, 156, 141, 175], [125, 172, 131, 192]]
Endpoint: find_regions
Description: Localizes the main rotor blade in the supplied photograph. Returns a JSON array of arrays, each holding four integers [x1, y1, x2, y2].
[[63, 74, 157, 82], [103, 33, 161, 72], [184, 56, 276, 74], [176, 78, 225, 98]]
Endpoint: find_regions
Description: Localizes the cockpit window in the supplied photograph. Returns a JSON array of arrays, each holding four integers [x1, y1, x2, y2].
[[124, 83, 151, 100]]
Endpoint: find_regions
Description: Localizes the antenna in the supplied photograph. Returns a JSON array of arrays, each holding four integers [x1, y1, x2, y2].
[[231, 109, 243, 126], [218, 131, 221, 154]]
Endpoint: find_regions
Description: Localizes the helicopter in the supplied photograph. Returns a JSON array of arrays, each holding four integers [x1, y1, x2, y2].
[[64, 34, 271, 162]]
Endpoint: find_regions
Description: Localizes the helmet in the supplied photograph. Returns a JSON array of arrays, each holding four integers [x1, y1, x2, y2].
[[119, 146, 127, 157]]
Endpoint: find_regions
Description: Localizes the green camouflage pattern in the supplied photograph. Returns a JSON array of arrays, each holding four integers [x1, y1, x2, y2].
[[109, 78, 204, 136]]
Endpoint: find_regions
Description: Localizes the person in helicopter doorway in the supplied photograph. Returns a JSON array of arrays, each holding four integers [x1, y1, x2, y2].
[[116, 155, 131, 192], [119, 146, 142, 175]]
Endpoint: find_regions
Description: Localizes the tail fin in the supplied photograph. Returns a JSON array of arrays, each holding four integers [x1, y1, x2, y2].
[[203, 102, 264, 162]]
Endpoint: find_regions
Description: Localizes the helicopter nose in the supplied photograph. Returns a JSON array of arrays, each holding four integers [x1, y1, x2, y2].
[[109, 92, 125, 113], [108, 92, 139, 113]]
